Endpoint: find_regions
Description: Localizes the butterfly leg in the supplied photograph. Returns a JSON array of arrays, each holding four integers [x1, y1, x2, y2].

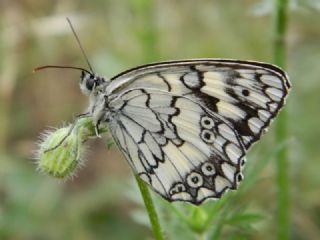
[[94, 119, 102, 138], [93, 108, 113, 138]]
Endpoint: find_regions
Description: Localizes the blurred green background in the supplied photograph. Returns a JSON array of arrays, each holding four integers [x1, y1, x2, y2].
[[0, 0, 319, 239]]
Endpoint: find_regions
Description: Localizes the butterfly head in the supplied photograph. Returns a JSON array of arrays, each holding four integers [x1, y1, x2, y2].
[[80, 71, 108, 95]]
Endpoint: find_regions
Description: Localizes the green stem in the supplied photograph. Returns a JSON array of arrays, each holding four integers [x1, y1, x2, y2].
[[273, 0, 290, 239], [135, 175, 165, 240]]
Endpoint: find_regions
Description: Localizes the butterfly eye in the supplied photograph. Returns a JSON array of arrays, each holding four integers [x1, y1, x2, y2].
[[86, 76, 96, 90]]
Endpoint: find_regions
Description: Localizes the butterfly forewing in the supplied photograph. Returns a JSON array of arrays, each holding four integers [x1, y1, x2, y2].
[[106, 59, 290, 204]]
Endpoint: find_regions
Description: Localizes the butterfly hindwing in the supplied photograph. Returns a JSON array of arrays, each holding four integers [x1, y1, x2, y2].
[[109, 88, 246, 204]]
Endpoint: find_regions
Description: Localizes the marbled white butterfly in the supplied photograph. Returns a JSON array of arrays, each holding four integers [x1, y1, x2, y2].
[[70, 59, 290, 204], [36, 20, 291, 205]]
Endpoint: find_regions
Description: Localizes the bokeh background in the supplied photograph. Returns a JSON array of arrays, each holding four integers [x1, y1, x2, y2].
[[0, 0, 319, 239]]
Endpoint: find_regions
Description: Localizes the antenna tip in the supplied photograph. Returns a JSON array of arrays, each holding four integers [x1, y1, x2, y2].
[[33, 66, 43, 73]]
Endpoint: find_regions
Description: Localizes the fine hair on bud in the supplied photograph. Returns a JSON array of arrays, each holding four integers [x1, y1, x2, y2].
[[34, 117, 108, 179], [34, 125, 86, 179]]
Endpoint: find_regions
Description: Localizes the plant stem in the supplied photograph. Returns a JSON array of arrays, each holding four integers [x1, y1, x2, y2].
[[135, 175, 165, 240], [273, 0, 290, 239]]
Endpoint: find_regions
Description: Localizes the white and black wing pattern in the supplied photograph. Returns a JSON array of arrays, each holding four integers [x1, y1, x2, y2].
[[108, 89, 246, 204], [107, 59, 291, 150], [105, 59, 291, 204]]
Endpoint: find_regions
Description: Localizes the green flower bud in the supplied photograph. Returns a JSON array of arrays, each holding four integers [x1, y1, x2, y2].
[[36, 126, 83, 178], [35, 117, 108, 179]]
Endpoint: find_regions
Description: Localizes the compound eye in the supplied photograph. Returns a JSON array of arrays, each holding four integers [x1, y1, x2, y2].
[[86, 76, 96, 91]]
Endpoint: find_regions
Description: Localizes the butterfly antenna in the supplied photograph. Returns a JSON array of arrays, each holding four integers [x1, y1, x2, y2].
[[33, 65, 91, 74], [66, 17, 94, 73]]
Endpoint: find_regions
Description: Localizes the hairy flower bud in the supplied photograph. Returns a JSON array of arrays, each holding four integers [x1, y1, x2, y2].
[[36, 126, 82, 178], [35, 118, 107, 178]]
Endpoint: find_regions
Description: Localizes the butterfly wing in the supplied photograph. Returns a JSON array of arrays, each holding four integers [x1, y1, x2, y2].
[[106, 59, 290, 204], [108, 88, 246, 204], [107, 59, 291, 149]]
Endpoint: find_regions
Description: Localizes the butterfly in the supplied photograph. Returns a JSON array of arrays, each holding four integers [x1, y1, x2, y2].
[[62, 58, 289, 205]]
